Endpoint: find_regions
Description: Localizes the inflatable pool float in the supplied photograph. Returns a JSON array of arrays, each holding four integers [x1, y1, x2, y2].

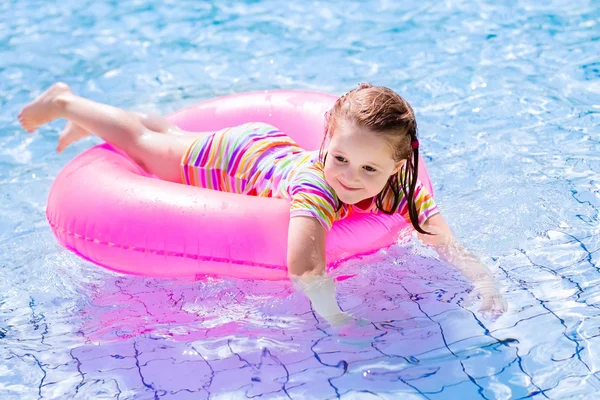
[[46, 90, 434, 280]]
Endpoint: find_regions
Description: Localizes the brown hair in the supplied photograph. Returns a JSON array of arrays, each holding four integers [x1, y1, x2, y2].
[[320, 83, 430, 234]]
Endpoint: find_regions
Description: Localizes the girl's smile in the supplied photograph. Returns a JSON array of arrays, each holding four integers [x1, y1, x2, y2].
[[337, 178, 362, 191]]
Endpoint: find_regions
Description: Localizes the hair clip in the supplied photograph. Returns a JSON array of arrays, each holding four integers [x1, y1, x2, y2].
[[411, 139, 419, 149]]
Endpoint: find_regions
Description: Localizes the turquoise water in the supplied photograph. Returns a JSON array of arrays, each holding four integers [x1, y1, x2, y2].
[[1, 0, 599, 398]]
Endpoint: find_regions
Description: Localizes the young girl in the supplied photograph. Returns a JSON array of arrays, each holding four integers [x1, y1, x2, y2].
[[19, 82, 506, 325]]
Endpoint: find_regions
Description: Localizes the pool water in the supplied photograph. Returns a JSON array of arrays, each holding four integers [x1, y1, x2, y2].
[[1, 0, 599, 398]]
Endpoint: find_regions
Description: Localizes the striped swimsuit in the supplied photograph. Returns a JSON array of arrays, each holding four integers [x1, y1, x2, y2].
[[181, 122, 439, 230]]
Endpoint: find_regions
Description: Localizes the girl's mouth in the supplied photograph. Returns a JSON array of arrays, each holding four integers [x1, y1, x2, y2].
[[338, 179, 361, 191]]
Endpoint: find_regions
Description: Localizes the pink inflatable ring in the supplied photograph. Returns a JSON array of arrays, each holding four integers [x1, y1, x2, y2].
[[46, 90, 434, 280]]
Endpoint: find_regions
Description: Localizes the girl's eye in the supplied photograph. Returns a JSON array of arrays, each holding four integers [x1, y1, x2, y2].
[[334, 156, 346, 163], [363, 165, 377, 172]]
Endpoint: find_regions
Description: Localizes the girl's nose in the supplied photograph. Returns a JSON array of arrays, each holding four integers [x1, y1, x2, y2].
[[342, 169, 360, 183]]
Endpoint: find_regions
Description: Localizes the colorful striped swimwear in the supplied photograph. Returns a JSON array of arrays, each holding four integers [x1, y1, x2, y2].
[[180, 122, 439, 230]]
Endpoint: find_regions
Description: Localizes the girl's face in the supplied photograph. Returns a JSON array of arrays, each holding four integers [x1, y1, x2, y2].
[[323, 119, 402, 205]]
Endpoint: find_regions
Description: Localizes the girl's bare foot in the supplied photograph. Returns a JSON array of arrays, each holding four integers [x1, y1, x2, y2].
[[18, 82, 72, 133], [57, 122, 91, 153]]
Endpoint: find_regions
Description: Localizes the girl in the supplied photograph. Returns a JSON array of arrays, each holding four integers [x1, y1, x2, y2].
[[19, 82, 506, 325]]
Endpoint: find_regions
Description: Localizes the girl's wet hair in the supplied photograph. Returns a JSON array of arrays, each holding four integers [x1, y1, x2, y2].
[[320, 83, 430, 234]]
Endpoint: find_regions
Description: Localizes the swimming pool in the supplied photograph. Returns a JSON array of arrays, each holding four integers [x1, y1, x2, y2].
[[1, 0, 599, 398]]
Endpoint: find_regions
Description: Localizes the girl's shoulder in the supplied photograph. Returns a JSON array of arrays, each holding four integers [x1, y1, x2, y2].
[[286, 156, 339, 231], [288, 156, 334, 197]]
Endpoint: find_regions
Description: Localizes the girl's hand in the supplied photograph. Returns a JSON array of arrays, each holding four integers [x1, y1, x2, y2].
[[325, 311, 355, 327], [473, 279, 507, 318], [291, 272, 347, 324]]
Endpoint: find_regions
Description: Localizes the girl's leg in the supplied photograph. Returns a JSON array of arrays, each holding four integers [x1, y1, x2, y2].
[[56, 112, 185, 153], [18, 83, 204, 183]]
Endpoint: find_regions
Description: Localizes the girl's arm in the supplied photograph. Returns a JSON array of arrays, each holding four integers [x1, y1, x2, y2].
[[418, 213, 507, 314], [287, 216, 350, 325], [287, 215, 327, 276]]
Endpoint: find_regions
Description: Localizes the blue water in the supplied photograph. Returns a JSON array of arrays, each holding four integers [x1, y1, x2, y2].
[[1, 0, 599, 398]]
